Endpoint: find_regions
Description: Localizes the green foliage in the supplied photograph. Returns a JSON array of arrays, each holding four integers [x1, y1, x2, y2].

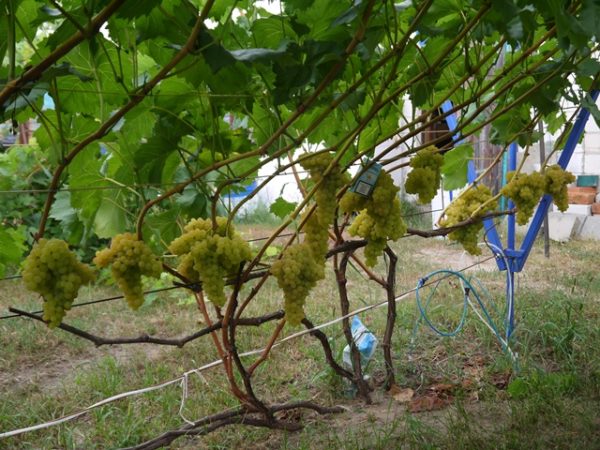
[[442, 144, 474, 191], [0, 0, 597, 258]]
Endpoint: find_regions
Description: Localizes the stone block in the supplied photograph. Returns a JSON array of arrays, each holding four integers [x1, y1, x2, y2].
[[579, 216, 600, 240], [547, 212, 584, 242]]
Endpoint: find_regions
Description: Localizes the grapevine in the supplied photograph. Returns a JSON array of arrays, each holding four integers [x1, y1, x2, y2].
[[341, 169, 407, 267], [93, 233, 162, 310], [22, 239, 95, 327], [440, 184, 498, 255], [405, 146, 444, 204], [168, 217, 252, 307]]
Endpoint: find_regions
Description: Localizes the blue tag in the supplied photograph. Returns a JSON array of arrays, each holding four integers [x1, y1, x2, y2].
[[350, 162, 382, 197]]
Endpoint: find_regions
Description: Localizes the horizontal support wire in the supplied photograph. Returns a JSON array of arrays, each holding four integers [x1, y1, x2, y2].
[[0, 255, 494, 440]]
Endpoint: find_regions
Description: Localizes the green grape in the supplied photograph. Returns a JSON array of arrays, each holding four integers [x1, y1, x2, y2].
[[544, 165, 575, 212], [94, 233, 162, 310], [405, 146, 444, 204], [270, 243, 323, 326], [440, 184, 497, 255], [22, 238, 95, 327], [344, 170, 407, 266], [300, 152, 351, 260], [501, 171, 546, 225], [168, 217, 252, 307]]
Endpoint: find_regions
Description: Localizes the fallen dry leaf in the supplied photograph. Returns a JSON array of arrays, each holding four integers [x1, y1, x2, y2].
[[389, 384, 414, 403], [490, 371, 512, 389], [409, 393, 452, 413], [428, 383, 456, 394]]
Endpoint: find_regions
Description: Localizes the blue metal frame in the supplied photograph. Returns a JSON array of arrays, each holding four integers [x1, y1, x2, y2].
[[441, 90, 599, 339]]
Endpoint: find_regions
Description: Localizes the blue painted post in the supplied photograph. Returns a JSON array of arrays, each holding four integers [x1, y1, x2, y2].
[[516, 90, 599, 272], [507, 142, 518, 250]]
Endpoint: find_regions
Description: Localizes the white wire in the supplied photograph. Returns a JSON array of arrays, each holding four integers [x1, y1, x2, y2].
[[0, 257, 492, 440]]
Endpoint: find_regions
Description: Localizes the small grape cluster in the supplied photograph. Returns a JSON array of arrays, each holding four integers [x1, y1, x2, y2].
[[94, 233, 162, 310], [405, 146, 444, 204], [168, 217, 252, 307], [440, 184, 497, 255], [270, 243, 323, 326], [341, 169, 407, 266], [22, 238, 95, 327], [501, 166, 575, 225]]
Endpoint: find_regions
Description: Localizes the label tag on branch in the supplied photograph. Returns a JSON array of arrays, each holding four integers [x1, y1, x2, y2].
[[350, 162, 382, 197]]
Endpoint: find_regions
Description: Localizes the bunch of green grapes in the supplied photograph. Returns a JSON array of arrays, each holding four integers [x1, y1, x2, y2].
[[94, 233, 162, 310], [501, 171, 546, 225], [168, 217, 252, 307], [404, 146, 444, 204], [341, 170, 407, 266], [270, 243, 323, 326], [300, 153, 350, 215], [440, 184, 497, 255], [300, 153, 351, 259], [544, 165, 575, 211], [22, 238, 95, 327]]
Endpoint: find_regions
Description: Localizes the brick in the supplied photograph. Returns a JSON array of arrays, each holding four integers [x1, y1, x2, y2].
[[567, 189, 596, 205], [592, 203, 600, 215], [568, 186, 597, 195]]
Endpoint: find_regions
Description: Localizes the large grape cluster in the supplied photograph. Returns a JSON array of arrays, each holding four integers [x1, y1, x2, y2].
[[168, 217, 252, 307], [22, 238, 95, 327], [440, 184, 497, 255], [404, 146, 444, 204], [544, 165, 575, 212], [341, 169, 407, 267], [269, 153, 349, 324], [300, 153, 350, 259], [94, 233, 162, 310], [501, 166, 575, 225], [270, 243, 323, 326], [501, 171, 546, 225]]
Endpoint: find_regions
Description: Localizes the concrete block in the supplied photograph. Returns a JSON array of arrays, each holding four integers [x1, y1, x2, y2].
[[579, 216, 600, 240], [553, 204, 592, 215], [548, 212, 581, 242]]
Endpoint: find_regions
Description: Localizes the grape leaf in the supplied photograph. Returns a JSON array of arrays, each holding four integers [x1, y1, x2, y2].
[[441, 144, 474, 191], [270, 197, 297, 219]]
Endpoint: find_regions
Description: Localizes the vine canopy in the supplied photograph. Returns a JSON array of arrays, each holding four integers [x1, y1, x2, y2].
[[0, 0, 599, 275]]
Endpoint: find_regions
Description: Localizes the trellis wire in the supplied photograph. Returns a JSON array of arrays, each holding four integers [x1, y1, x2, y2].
[[0, 256, 494, 440]]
